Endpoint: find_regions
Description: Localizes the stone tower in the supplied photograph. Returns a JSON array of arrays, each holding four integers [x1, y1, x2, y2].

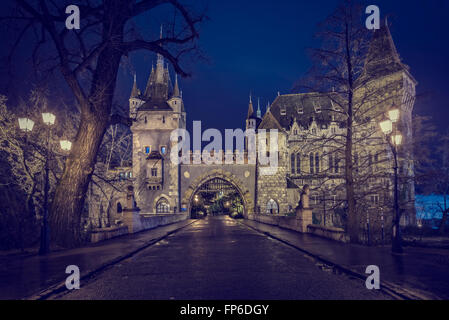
[[130, 50, 186, 214]]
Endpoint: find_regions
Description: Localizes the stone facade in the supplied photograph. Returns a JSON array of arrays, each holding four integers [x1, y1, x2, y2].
[[87, 23, 417, 244]]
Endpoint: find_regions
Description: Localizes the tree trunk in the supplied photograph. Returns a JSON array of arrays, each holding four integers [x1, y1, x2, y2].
[[49, 21, 125, 247], [49, 115, 109, 247], [343, 21, 358, 243]]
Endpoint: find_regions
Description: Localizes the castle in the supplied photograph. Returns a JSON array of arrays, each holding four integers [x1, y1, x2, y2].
[[88, 23, 416, 243]]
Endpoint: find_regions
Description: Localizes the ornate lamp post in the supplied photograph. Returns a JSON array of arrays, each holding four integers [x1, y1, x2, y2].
[[39, 112, 56, 255], [379, 108, 403, 254], [19, 114, 71, 254]]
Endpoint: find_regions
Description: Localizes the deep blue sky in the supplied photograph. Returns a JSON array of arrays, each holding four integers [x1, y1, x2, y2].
[[120, 0, 449, 134], [1, 1, 448, 135]]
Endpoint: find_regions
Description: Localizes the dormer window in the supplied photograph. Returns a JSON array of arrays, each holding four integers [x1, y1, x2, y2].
[[314, 102, 321, 113], [294, 129, 298, 135], [151, 168, 157, 177], [280, 107, 287, 116], [297, 105, 304, 114]]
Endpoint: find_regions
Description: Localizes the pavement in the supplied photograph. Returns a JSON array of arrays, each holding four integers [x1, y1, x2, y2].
[[0, 219, 195, 300], [55, 216, 392, 300], [1, 216, 447, 300], [241, 219, 449, 300]]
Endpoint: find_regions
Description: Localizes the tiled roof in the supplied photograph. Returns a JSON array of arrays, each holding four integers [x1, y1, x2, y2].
[[268, 93, 335, 130]]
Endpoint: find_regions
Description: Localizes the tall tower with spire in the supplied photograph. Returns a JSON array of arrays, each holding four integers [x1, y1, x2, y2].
[[129, 25, 186, 214]]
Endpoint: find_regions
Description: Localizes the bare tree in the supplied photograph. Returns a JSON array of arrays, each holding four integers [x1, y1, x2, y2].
[[294, 0, 416, 243], [2, 0, 206, 247], [0, 90, 77, 249]]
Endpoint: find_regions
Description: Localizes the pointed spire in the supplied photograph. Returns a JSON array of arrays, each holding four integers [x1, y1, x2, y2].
[[247, 94, 255, 119], [172, 74, 181, 98], [266, 102, 270, 113], [257, 98, 261, 118], [362, 18, 409, 80], [130, 73, 139, 98]]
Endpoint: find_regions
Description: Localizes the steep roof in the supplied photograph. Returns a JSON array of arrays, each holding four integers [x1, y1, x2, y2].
[[267, 93, 337, 130], [361, 20, 416, 83], [130, 74, 140, 98], [258, 110, 284, 131]]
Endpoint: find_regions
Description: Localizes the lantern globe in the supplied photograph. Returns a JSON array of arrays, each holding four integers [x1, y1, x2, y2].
[[42, 112, 56, 125], [60, 140, 72, 151], [18, 117, 34, 132], [379, 120, 393, 135], [388, 109, 400, 123]]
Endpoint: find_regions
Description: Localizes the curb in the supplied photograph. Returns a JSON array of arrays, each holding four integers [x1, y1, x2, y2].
[[26, 220, 197, 300], [240, 220, 440, 301]]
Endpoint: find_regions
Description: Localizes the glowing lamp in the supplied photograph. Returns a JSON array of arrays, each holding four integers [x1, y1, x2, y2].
[[18, 118, 34, 132], [42, 112, 56, 125]]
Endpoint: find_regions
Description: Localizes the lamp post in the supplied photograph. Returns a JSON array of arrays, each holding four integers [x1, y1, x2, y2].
[[379, 108, 403, 254], [39, 112, 56, 255], [19, 114, 71, 255]]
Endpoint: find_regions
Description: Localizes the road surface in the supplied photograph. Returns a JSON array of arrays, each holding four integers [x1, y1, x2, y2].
[[56, 216, 391, 300]]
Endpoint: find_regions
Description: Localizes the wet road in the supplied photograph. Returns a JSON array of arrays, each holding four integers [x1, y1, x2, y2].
[[57, 216, 391, 300]]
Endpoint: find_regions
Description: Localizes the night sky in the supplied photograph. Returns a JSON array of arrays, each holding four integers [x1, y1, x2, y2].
[[2, 0, 449, 135]]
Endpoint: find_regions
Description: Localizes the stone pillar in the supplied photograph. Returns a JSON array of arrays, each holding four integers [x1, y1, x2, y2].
[[123, 186, 142, 233], [296, 207, 312, 233]]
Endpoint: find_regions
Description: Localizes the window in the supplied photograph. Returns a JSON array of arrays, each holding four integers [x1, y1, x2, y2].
[[266, 199, 279, 214], [296, 154, 301, 174], [370, 195, 379, 205], [334, 156, 339, 174], [156, 198, 170, 213], [161, 146, 167, 155], [280, 107, 287, 116], [144, 146, 151, 154], [315, 153, 320, 173], [312, 128, 317, 135], [297, 105, 304, 114], [314, 102, 321, 113], [310, 153, 314, 174], [151, 168, 157, 177], [329, 154, 334, 173], [291, 154, 295, 174], [117, 202, 122, 213], [331, 127, 336, 135], [294, 129, 298, 135]]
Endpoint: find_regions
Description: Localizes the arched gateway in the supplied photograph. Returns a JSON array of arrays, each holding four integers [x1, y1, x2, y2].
[[180, 167, 256, 216]]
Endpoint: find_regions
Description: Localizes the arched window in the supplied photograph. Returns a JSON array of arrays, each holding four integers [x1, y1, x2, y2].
[[310, 153, 314, 174], [315, 153, 320, 173], [117, 202, 122, 213], [291, 154, 295, 174], [266, 199, 279, 214], [296, 153, 301, 174], [156, 198, 170, 213]]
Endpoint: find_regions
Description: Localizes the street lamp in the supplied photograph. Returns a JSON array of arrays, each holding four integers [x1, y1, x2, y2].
[[40, 112, 55, 255], [60, 140, 72, 151], [379, 108, 403, 254], [18, 117, 35, 132]]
